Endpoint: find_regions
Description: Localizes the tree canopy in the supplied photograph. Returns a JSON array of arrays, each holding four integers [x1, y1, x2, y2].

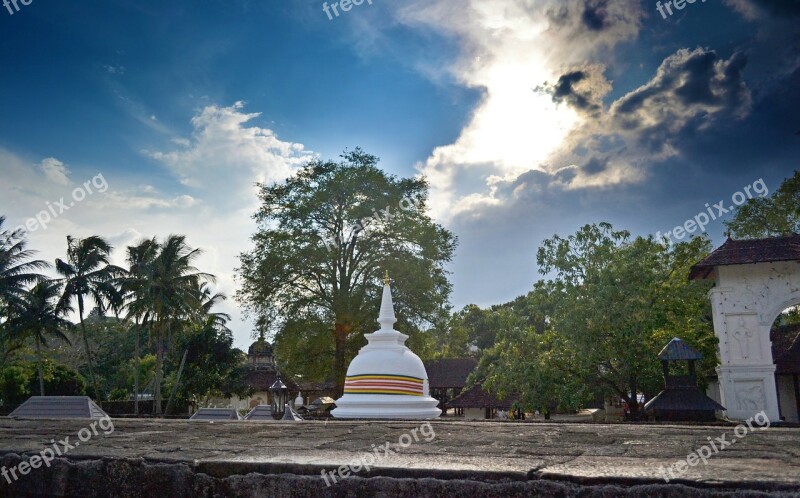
[[726, 170, 799, 238], [469, 223, 717, 418], [237, 149, 457, 393]]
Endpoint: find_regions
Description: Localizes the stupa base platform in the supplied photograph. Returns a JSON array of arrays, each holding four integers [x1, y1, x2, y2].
[[331, 394, 441, 419]]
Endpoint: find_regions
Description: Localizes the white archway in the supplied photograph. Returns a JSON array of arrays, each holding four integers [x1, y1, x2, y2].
[[691, 234, 800, 421], [700, 259, 800, 421]]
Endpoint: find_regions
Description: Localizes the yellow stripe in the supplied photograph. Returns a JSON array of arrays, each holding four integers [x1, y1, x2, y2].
[[346, 374, 423, 382]]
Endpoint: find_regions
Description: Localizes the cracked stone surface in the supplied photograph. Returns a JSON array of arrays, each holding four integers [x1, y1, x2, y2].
[[0, 418, 798, 496]]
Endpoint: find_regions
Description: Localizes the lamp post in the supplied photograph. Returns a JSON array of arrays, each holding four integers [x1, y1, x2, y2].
[[269, 373, 289, 420]]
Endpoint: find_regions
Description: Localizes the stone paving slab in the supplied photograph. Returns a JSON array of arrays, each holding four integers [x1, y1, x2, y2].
[[0, 418, 798, 496]]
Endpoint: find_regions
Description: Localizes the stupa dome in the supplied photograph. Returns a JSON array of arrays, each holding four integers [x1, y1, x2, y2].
[[248, 335, 273, 356], [332, 276, 441, 419]]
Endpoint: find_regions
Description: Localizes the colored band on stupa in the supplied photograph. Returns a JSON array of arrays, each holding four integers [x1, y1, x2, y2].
[[343, 374, 424, 396]]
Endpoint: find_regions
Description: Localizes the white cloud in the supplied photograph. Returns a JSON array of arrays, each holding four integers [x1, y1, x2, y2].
[[0, 103, 314, 349], [386, 0, 644, 220], [40, 157, 71, 186], [147, 101, 313, 202]]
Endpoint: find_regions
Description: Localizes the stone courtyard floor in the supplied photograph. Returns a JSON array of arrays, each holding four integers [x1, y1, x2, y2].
[[0, 418, 798, 497]]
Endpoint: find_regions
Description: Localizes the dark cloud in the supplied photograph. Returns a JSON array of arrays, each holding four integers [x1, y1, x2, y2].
[[611, 49, 751, 155], [537, 66, 611, 116], [582, 0, 610, 31], [546, 71, 597, 111], [542, 0, 643, 54], [582, 156, 610, 175]]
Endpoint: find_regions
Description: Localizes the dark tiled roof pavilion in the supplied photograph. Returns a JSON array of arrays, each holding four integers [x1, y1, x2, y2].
[[424, 358, 477, 389], [689, 234, 800, 280], [447, 384, 513, 410]]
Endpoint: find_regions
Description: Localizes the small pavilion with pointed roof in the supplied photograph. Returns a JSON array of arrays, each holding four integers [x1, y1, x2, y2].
[[644, 338, 724, 422]]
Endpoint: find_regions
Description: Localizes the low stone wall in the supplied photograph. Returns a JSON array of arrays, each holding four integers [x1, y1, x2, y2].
[[0, 419, 798, 497], [0, 455, 797, 497]]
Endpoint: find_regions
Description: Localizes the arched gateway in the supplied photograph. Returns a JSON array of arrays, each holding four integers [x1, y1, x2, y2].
[[690, 234, 800, 421]]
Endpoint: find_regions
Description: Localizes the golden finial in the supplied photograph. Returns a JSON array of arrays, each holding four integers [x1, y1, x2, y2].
[[384, 270, 390, 285]]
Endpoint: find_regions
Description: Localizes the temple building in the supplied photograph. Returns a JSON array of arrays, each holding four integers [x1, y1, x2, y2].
[[448, 383, 513, 420], [221, 333, 300, 411], [424, 358, 477, 415], [332, 275, 441, 419]]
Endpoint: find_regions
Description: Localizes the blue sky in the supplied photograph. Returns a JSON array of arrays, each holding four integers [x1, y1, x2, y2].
[[2, 0, 799, 349]]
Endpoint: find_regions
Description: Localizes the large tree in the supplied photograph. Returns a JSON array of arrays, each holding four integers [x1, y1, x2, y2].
[[6, 281, 73, 395], [725, 170, 799, 238], [122, 237, 160, 415], [56, 236, 124, 400], [125, 235, 213, 415], [535, 223, 716, 418], [237, 149, 457, 394], [0, 217, 48, 371], [477, 223, 716, 419]]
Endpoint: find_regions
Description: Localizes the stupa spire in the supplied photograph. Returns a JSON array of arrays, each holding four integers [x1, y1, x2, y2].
[[377, 271, 397, 332]]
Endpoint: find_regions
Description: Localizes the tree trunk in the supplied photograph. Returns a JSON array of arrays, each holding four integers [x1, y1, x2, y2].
[[333, 322, 350, 397], [78, 297, 101, 402], [35, 336, 45, 396], [165, 348, 188, 416], [134, 320, 140, 416], [628, 378, 639, 420], [154, 326, 163, 416]]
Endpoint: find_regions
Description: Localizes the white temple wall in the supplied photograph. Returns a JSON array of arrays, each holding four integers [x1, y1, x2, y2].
[[710, 261, 800, 421]]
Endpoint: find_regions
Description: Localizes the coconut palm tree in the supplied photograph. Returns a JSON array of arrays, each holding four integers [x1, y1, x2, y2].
[[0, 216, 48, 318], [122, 238, 159, 415], [128, 235, 213, 415], [0, 217, 48, 373], [6, 281, 73, 395], [197, 283, 231, 334], [55, 235, 124, 400]]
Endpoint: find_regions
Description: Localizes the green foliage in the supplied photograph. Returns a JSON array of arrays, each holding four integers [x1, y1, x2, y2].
[[165, 321, 251, 411], [108, 387, 130, 401], [237, 149, 457, 391], [725, 171, 800, 238], [473, 223, 716, 417], [1, 361, 86, 405]]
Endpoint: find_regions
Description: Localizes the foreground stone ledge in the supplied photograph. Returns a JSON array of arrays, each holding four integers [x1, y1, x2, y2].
[[0, 419, 797, 497]]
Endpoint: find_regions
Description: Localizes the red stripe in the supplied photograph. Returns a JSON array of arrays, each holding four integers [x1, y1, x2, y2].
[[345, 382, 424, 389]]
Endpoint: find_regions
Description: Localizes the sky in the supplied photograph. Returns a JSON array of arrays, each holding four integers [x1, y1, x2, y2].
[[1, 0, 799, 350]]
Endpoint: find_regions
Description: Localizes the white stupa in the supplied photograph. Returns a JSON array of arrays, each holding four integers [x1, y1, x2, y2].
[[332, 274, 441, 419]]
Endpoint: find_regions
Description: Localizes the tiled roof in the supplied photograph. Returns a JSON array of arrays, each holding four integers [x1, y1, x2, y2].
[[658, 338, 703, 361], [689, 234, 800, 280], [772, 323, 800, 375], [9, 396, 109, 419], [190, 408, 241, 420], [423, 358, 478, 389], [644, 387, 725, 412], [447, 384, 513, 410]]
